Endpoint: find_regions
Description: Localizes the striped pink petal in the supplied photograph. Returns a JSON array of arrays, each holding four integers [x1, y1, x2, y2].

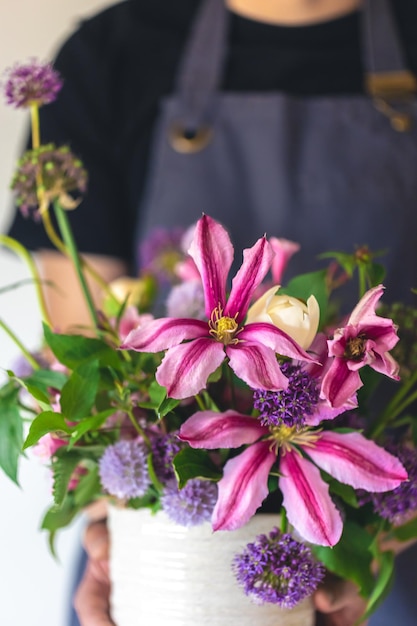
[[348, 284, 385, 326], [121, 317, 207, 352], [212, 441, 276, 531], [321, 358, 363, 408], [240, 322, 316, 363], [226, 342, 289, 391], [188, 214, 233, 317], [225, 236, 274, 323], [156, 337, 225, 399], [280, 450, 343, 547], [305, 431, 408, 492], [179, 410, 266, 448]]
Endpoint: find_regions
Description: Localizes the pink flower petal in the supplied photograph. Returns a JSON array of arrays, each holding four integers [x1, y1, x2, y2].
[[321, 358, 363, 408], [188, 215, 233, 317], [227, 342, 289, 391], [269, 237, 300, 284], [212, 441, 276, 531], [179, 410, 266, 448], [348, 284, 385, 326], [305, 395, 358, 427], [225, 236, 274, 323], [280, 451, 343, 547], [156, 338, 225, 399], [240, 322, 316, 363], [306, 431, 408, 492], [121, 317, 208, 352]]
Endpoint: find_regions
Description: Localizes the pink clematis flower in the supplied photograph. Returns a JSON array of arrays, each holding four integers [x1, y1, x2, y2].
[[321, 285, 400, 408], [269, 237, 300, 284], [122, 215, 315, 399], [179, 410, 407, 546]]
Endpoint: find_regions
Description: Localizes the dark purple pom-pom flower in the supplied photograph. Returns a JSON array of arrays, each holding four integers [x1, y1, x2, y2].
[[253, 363, 319, 428], [367, 444, 417, 524], [3, 59, 63, 108], [161, 478, 218, 526], [150, 432, 183, 483], [233, 528, 325, 607], [99, 440, 150, 499]]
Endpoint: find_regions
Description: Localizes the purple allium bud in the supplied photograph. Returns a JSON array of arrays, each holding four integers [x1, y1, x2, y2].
[[139, 227, 185, 284], [99, 440, 150, 499], [367, 444, 417, 525], [161, 478, 218, 526], [11, 143, 87, 217], [150, 432, 183, 483], [253, 363, 319, 428], [3, 59, 63, 108], [233, 528, 325, 608], [166, 281, 206, 320]]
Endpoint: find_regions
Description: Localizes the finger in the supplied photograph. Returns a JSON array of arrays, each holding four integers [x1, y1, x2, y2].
[[83, 520, 109, 561], [74, 562, 114, 626], [314, 576, 360, 613]]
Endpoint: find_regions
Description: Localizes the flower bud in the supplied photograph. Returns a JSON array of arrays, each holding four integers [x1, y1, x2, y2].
[[246, 286, 319, 349]]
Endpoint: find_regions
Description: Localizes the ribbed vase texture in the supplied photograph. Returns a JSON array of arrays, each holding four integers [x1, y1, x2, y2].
[[108, 506, 314, 626]]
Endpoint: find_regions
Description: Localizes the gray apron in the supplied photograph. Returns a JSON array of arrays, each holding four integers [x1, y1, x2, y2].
[[131, 1, 417, 624], [136, 0, 417, 306]]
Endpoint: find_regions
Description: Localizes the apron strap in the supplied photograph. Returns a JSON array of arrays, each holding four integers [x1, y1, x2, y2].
[[362, 0, 416, 131], [175, 0, 228, 129], [174, 0, 415, 128]]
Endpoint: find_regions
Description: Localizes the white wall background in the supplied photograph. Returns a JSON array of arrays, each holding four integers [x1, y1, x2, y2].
[[0, 2, 116, 624]]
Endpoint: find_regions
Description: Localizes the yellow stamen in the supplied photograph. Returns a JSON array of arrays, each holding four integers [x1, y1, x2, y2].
[[268, 425, 321, 454], [209, 306, 240, 345]]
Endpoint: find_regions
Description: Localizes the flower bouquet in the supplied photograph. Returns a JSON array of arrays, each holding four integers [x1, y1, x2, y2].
[[2, 60, 417, 626]]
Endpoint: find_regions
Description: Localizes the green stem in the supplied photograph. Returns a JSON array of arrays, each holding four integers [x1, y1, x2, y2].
[[369, 370, 417, 438], [0, 234, 51, 325], [0, 319, 40, 370], [30, 104, 41, 149], [280, 507, 288, 534], [127, 409, 150, 444], [52, 200, 99, 329], [41, 210, 121, 310], [358, 264, 367, 300]]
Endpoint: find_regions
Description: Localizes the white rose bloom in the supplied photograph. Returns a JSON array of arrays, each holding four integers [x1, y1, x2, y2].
[[246, 285, 320, 350]]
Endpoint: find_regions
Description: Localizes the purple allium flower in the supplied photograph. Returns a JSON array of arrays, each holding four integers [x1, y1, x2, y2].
[[11, 143, 87, 217], [161, 478, 218, 526], [150, 432, 183, 483], [166, 281, 206, 320], [253, 363, 319, 428], [139, 227, 185, 284], [366, 444, 417, 524], [99, 440, 150, 499], [232, 528, 325, 607], [3, 59, 63, 108]]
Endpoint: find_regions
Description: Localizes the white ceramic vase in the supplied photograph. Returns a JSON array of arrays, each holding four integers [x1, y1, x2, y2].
[[108, 506, 315, 626]]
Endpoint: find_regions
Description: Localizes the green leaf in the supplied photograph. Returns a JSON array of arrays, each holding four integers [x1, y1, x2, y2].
[[68, 409, 115, 447], [43, 323, 120, 369], [392, 515, 417, 542], [0, 382, 24, 483], [363, 550, 394, 619], [51, 451, 81, 506], [41, 495, 80, 555], [24, 369, 68, 392], [173, 448, 222, 488], [280, 269, 328, 325], [60, 360, 100, 421], [328, 480, 359, 508], [157, 396, 179, 418], [73, 465, 101, 508], [23, 410, 70, 449], [312, 521, 374, 596], [366, 262, 386, 287]]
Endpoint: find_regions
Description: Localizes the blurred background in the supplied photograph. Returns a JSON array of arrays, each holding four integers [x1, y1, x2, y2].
[[0, 1, 115, 624]]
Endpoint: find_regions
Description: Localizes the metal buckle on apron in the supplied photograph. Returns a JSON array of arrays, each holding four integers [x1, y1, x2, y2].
[[169, 123, 213, 153], [366, 70, 417, 132]]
